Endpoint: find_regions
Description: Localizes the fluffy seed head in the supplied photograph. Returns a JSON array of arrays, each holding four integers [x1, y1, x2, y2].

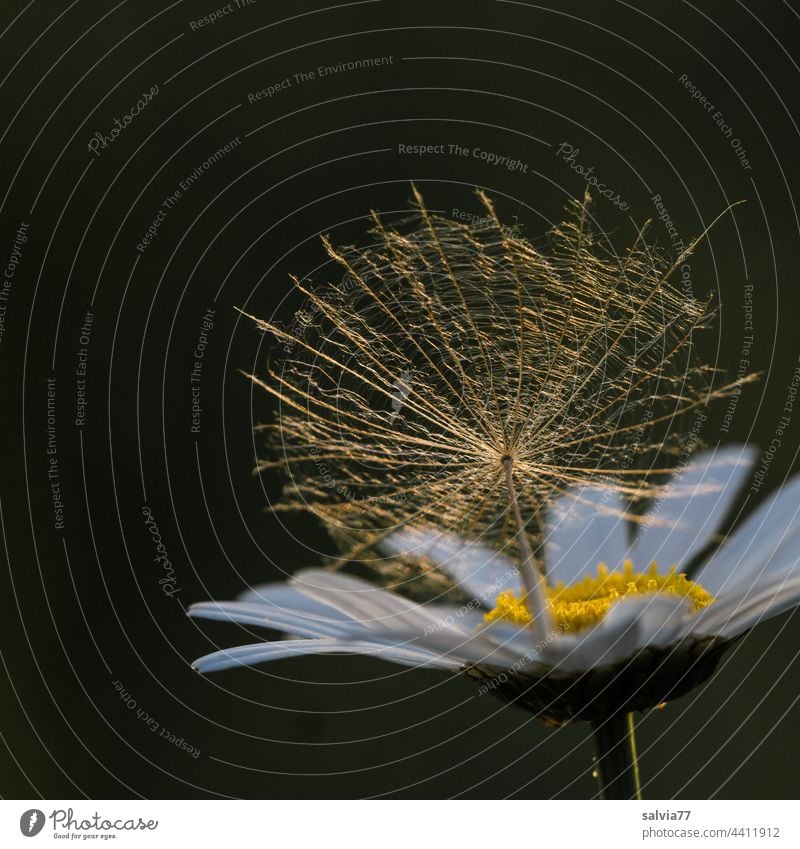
[[246, 187, 748, 597]]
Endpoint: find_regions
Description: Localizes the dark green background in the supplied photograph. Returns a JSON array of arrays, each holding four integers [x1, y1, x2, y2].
[[1, 0, 798, 798]]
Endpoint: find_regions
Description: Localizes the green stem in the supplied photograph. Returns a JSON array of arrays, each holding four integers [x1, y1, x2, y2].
[[591, 712, 642, 800]]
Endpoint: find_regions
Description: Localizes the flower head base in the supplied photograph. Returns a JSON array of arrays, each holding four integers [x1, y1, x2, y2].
[[485, 561, 715, 633], [466, 637, 730, 726]]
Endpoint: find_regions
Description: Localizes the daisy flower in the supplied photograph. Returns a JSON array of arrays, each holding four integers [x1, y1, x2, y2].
[[190, 446, 800, 797]]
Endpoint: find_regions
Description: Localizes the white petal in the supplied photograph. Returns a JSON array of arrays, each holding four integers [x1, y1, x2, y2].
[[290, 569, 517, 663], [538, 594, 693, 673], [192, 638, 463, 673], [291, 568, 446, 628], [379, 526, 520, 605], [629, 446, 756, 570], [690, 572, 800, 640], [544, 486, 628, 586], [236, 583, 355, 620], [473, 619, 550, 669], [188, 601, 369, 640], [695, 475, 800, 596]]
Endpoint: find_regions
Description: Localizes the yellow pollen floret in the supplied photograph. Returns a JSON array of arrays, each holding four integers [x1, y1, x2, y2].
[[484, 560, 715, 633]]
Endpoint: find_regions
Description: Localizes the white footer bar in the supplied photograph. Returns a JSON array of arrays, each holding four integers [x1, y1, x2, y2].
[[2, 799, 795, 847]]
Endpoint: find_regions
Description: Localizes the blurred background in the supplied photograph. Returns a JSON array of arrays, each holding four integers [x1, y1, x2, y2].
[[1, 0, 799, 798]]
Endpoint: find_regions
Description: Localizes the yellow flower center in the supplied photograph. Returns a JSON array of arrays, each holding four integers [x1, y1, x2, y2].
[[484, 561, 714, 633]]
